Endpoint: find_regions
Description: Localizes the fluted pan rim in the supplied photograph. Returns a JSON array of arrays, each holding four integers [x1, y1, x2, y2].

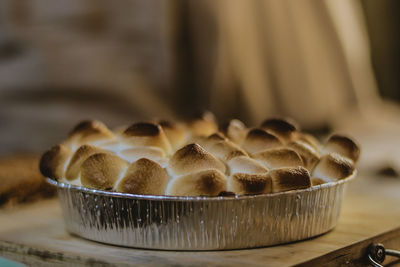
[[46, 170, 355, 201]]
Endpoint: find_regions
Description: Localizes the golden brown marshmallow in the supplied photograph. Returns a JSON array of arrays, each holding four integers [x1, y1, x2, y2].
[[311, 177, 328, 186], [185, 111, 218, 137], [119, 147, 166, 163], [227, 154, 270, 195], [40, 116, 359, 196], [65, 144, 106, 181], [80, 153, 128, 190], [39, 144, 72, 180], [68, 120, 114, 145], [228, 156, 268, 175], [268, 166, 311, 193], [123, 122, 172, 154], [158, 120, 187, 151], [200, 134, 247, 161], [252, 148, 303, 169], [223, 119, 248, 145], [207, 141, 247, 161], [168, 143, 226, 176], [195, 132, 225, 148], [287, 141, 319, 170], [260, 118, 299, 143], [312, 153, 355, 180], [242, 128, 282, 154], [117, 158, 169, 195], [295, 133, 321, 151], [228, 173, 272, 195], [166, 169, 226, 196], [323, 134, 360, 162]]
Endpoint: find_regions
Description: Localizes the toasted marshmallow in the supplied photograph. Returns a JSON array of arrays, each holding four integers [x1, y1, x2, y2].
[[268, 166, 311, 193], [117, 158, 169, 195], [207, 141, 247, 161], [323, 134, 360, 162], [186, 111, 218, 137], [118, 146, 167, 166], [205, 132, 226, 142], [113, 124, 129, 135], [195, 132, 225, 148], [223, 119, 248, 145], [158, 120, 187, 151], [80, 153, 128, 190], [68, 120, 114, 146], [295, 133, 321, 151], [252, 148, 303, 169], [287, 141, 319, 170], [312, 153, 355, 180], [242, 128, 282, 154], [168, 143, 226, 176], [228, 173, 272, 195], [39, 144, 72, 180], [260, 118, 298, 143], [200, 134, 247, 161], [65, 144, 106, 181], [227, 155, 271, 195], [40, 117, 359, 197], [95, 139, 121, 152], [311, 177, 329, 186], [166, 169, 226, 196], [123, 122, 172, 154], [228, 156, 268, 174]]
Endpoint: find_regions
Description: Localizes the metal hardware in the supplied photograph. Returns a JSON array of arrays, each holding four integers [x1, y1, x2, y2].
[[368, 243, 400, 267]]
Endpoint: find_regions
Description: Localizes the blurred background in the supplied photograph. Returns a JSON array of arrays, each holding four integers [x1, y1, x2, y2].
[[1, 0, 400, 173]]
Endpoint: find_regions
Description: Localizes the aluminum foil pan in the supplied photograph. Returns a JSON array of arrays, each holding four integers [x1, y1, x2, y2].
[[47, 172, 356, 250]]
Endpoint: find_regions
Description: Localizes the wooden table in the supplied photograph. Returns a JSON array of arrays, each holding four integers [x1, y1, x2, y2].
[[1, 171, 400, 267]]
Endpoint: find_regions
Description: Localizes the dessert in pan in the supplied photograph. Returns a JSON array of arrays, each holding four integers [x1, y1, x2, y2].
[[40, 114, 359, 196], [40, 113, 360, 250]]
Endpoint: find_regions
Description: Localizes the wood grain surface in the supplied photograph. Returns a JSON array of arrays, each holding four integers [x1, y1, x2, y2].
[[0, 173, 400, 266]]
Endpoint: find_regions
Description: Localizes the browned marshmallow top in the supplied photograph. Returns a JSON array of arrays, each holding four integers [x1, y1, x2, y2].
[[323, 134, 360, 162], [242, 128, 282, 154], [68, 120, 114, 145], [260, 118, 298, 142], [40, 116, 358, 196]]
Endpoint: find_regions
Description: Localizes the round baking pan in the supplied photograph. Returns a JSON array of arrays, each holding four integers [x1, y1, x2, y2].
[[47, 172, 355, 250]]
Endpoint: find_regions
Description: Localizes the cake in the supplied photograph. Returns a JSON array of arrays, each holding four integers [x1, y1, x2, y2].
[[40, 115, 359, 196]]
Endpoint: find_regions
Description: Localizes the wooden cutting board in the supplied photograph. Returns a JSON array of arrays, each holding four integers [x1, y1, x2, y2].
[[1, 174, 400, 267]]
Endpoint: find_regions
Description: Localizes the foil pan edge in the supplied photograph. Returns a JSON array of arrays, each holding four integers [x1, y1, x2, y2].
[[50, 173, 355, 250]]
